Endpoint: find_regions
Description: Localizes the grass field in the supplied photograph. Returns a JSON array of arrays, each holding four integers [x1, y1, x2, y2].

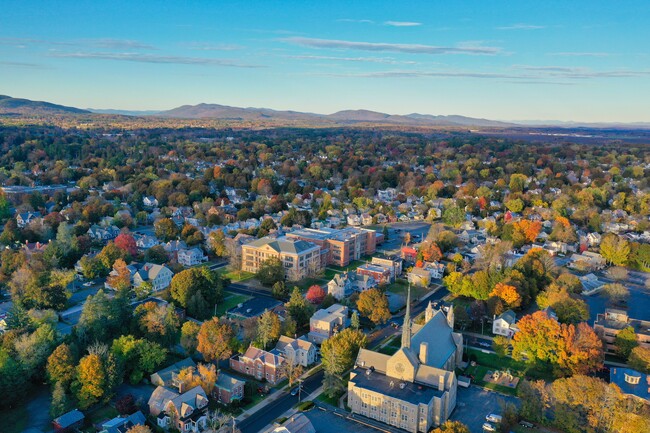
[[377, 335, 401, 355], [385, 279, 429, 300], [465, 348, 555, 384], [216, 291, 252, 316], [216, 268, 255, 282]]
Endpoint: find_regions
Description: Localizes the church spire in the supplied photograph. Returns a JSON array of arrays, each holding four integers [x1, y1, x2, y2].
[[401, 283, 412, 349]]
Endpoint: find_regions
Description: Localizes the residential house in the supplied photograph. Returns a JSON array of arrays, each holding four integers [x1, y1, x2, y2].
[[493, 310, 518, 337], [275, 336, 317, 367], [164, 240, 188, 260], [150, 358, 197, 389], [136, 235, 159, 250], [347, 214, 362, 227], [87, 224, 120, 241], [272, 414, 316, 433], [133, 263, 174, 293], [356, 264, 391, 285], [308, 304, 349, 344], [100, 411, 146, 433], [327, 272, 354, 300], [178, 247, 208, 267], [401, 246, 418, 262], [361, 213, 373, 226], [143, 196, 159, 207], [348, 297, 462, 432], [241, 236, 323, 281], [148, 385, 209, 432], [407, 267, 431, 287], [16, 211, 42, 228], [53, 409, 85, 432], [214, 371, 245, 404], [568, 251, 606, 271], [423, 262, 445, 280], [229, 346, 286, 385], [594, 309, 650, 354]]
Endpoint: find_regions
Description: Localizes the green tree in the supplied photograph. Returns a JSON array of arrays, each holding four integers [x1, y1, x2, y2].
[[442, 204, 465, 228], [509, 173, 528, 193], [321, 328, 367, 397], [628, 346, 650, 373], [256, 257, 285, 286], [14, 323, 58, 379], [170, 267, 224, 318], [0, 348, 29, 409], [272, 280, 288, 299], [350, 311, 360, 330], [208, 229, 228, 257], [257, 310, 281, 349], [614, 326, 638, 359], [180, 321, 201, 355], [286, 287, 314, 328], [492, 335, 510, 358]]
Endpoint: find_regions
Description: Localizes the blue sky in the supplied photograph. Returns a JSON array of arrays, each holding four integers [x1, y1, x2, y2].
[[1, 1, 649, 121]]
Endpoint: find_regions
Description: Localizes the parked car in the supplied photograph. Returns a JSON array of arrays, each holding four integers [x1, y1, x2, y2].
[[486, 414, 502, 423], [83, 282, 93, 287], [482, 422, 496, 432], [291, 386, 303, 396], [519, 421, 534, 428]]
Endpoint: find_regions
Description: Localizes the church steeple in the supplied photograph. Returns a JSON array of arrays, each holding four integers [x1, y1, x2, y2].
[[401, 284, 412, 349], [425, 300, 434, 323]]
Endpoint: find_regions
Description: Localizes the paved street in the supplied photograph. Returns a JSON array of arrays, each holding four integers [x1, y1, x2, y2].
[[303, 407, 394, 433]]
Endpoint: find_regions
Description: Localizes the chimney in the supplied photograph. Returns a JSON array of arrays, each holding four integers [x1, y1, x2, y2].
[[438, 375, 445, 391], [419, 342, 428, 365]]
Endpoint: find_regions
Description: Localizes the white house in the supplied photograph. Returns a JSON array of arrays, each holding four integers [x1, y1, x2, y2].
[[493, 310, 518, 337], [133, 263, 174, 293], [327, 272, 354, 301], [347, 214, 361, 226], [274, 336, 317, 367], [407, 267, 431, 287], [16, 211, 42, 228], [178, 247, 208, 267], [136, 235, 159, 250]]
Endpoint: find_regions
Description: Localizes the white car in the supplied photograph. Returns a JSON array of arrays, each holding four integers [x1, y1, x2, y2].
[[486, 414, 502, 423], [83, 282, 93, 287], [482, 422, 496, 432]]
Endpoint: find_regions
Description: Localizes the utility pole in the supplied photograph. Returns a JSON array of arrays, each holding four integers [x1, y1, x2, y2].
[[298, 378, 303, 402]]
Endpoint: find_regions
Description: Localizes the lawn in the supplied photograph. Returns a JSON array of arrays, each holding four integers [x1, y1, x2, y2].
[[216, 291, 252, 316], [376, 335, 401, 355], [466, 348, 555, 382], [216, 268, 255, 282], [464, 363, 519, 395], [316, 392, 340, 407], [385, 279, 429, 300]]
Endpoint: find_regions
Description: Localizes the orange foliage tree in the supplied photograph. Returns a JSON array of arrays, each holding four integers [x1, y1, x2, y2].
[[420, 242, 442, 262], [490, 282, 522, 308]]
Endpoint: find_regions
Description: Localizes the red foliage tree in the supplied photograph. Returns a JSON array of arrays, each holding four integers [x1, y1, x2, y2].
[[114, 233, 137, 258], [306, 285, 326, 304]]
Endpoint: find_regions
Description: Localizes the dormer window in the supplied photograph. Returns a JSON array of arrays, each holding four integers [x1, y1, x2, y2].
[[624, 373, 641, 385]]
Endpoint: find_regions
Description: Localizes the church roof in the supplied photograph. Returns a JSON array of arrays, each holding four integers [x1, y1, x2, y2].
[[410, 310, 457, 369]]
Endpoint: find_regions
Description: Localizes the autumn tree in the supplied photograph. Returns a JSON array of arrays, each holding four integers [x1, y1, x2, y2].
[[419, 242, 442, 262], [305, 285, 326, 304], [154, 218, 179, 242], [602, 283, 629, 306], [536, 284, 589, 324], [176, 363, 217, 395], [556, 322, 604, 376], [356, 288, 391, 325], [512, 311, 563, 367], [47, 343, 77, 386], [490, 282, 522, 309], [492, 336, 510, 358], [74, 353, 106, 408], [272, 280, 288, 299], [197, 318, 235, 362], [50, 381, 70, 418], [600, 234, 630, 266], [114, 233, 137, 258], [431, 421, 471, 433], [208, 229, 228, 257], [511, 220, 542, 246], [133, 302, 180, 347], [107, 258, 132, 294]]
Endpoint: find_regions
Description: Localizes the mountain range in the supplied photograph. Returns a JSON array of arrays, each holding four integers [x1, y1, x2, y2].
[[1, 95, 649, 129]]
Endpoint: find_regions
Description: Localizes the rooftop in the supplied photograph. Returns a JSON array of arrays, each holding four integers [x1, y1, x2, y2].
[[610, 368, 650, 401], [350, 367, 444, 405], [228, 297, 283, 319], [248, 236, 320, 255]]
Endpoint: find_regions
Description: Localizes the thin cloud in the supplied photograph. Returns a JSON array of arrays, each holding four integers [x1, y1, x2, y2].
[[548, 52, 612, 57], [337, 18, 374, 24], [47, 51, 262, 68], [497, 24, 545, 30], [181, 42, 244, 51], [89, 39, 156, 50], [318, 70, 524, 79], [514, 65, 650, 78], [384, 21, 422, 27], [0, 61, 49, 69], [285, 54, 417, 64], [282, 37, 502, 55], [0, 37, 156, 50]]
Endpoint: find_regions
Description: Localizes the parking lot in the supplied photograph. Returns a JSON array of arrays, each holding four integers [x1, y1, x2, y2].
[[451, 386, 518, 433]]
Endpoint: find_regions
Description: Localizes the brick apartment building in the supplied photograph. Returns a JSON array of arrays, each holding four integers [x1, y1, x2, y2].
[[229, 346, 286, 385], [286, 227, 377, 267]]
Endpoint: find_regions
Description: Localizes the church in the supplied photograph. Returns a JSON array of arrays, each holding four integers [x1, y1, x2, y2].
[[347, 290, 462, 432]]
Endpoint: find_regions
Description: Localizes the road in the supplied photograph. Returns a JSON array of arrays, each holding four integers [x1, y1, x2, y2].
[[238, 370, 325, 433], [237, 286, 449, 433]]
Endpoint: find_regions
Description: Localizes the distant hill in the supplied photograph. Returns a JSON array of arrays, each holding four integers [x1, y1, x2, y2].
[[0, 95, 89, 115], [158, 103, 515, 127], [87, 108, 161, 116]]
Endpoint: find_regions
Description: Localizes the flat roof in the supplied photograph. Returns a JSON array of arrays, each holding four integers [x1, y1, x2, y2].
[[350, 367, 444, 405]]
